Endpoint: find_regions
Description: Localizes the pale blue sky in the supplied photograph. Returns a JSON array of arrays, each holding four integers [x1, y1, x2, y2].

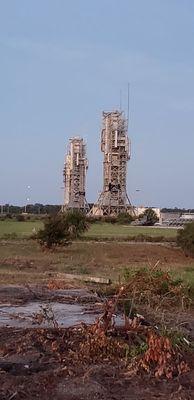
[[0, 0, 194, 207]]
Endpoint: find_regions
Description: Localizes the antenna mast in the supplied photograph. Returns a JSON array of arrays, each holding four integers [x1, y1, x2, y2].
[[119, 89, 122, 111], [127, 82, 130, 132]]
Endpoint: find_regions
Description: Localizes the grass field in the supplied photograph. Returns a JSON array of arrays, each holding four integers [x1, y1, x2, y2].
[[0, 238, 193, 286], [0, 220, 43, 237], [0, 220, 177, 239], [85, 223, 178, 238], [0, 220, 188, 286]]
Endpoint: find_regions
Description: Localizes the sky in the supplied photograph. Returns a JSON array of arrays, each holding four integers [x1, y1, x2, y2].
[[0, 0, 194, 208]]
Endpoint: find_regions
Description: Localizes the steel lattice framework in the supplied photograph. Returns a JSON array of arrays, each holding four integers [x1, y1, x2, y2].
[[90, 110, 132, 215], [63, 137, 88, 210]]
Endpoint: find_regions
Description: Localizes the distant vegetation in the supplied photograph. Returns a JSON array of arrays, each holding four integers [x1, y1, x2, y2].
[[1, 204, 194, 217], [161, 207, 194, 213], [86, 212, 134, 225], [0, 203, 61, 215]]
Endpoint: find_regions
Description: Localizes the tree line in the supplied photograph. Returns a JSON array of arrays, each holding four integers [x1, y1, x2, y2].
[[1, 204, 61, 215]]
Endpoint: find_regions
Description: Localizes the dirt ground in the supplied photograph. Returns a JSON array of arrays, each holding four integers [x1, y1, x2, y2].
[[0, 322, 194, 400], [0, 283, 194, 400], [0, 241, 194, 399]]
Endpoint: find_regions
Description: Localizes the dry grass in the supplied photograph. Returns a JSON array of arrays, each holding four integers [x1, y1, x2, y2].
[[0, 239, 193, 285]]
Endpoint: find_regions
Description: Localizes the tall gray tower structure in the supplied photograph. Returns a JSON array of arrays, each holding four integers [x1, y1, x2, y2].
[[63, 137, 88, 210], [90, 110, 132, 215]]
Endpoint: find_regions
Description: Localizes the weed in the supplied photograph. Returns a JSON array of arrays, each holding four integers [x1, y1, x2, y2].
[[184, 266, 194, 272], [78, 266, 89, 274], [123, 267, 134, 281], [121, 267, 191, 310], [177, 222, 194, 257], [160, 328, 194, 352], [32, 304, 58, 328], [1, 232, 17, 239], [129, 342, 148, 358]]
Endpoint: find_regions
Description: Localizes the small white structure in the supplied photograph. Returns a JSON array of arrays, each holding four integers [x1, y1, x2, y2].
[[180, 213, 194, 221]]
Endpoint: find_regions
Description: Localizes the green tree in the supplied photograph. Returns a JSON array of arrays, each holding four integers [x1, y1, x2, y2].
[[177, 222, 194, 257], [64, 209, 88, 238], [140, 208, 159, 226], [36, 210, 88, 249]]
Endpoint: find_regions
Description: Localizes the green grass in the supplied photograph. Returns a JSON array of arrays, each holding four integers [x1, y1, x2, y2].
[[0, 221, 178, 239], [179, 266, 194, 290], [0, 220, 43, 238], [85, 223, 178, 238]]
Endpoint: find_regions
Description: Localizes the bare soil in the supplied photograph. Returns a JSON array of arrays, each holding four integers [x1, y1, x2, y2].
[[0, 324, 194, 400], [0, 283, 193, 400], [0, 241, 194, 399]]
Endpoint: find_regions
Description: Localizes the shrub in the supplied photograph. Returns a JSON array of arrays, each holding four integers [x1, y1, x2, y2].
[[2, 232, 17, 239], [117, 212, 133, 225], [37, 214, 70, 248], [64, 209, 88, 238], [103, 215, 117, 223], [121, 267, 190, 309], [5, 213, 12, 219], [177, 222, 194, 257], [16, 214, 25, 222], [86, 216, 101, 224], [36, 210, 88, 249]]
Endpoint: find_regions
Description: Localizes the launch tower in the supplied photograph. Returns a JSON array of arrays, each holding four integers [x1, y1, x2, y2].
[[90, 110, 132, 215], [63, 137, 88, 210]]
